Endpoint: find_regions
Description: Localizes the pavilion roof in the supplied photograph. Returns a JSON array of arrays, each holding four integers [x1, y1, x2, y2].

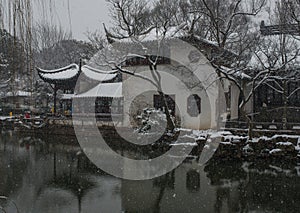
[[37, 64, 80, 85], [36, 64, 120, 91], [81, 65, 118, 82]]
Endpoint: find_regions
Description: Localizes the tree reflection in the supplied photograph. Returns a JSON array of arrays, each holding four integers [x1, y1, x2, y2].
[[186, 170, 200, 192], [0, 135, 106, 213], [1, 134, 300, 213], [205, 160, 300, 212], [46, 173, 95, 213]]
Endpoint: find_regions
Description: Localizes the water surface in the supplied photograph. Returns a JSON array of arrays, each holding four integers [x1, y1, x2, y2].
[[0, 132, 299, 213]]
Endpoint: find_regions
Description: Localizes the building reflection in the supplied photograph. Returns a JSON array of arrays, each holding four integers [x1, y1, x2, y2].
[[186, 170, 200, 192], [0, 133, 122, 213], [121, 161, 214, 213], [0, 134, 300, 213], [120, 159, 300, 213]]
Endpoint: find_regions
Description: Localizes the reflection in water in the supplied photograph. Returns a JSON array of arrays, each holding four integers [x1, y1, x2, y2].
[[186, 170, 200, 192], [0, 133, 299, 213], [0, 133, 122, 213]]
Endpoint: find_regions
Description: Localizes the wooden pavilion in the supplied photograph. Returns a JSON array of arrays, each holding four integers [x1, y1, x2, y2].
[[37, 64, 80, 113], [36, 63, 121, 114]]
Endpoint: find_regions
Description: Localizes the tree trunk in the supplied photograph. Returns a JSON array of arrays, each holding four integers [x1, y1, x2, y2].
[[158, 91, 175, 132], [241, 104, 253, 140]]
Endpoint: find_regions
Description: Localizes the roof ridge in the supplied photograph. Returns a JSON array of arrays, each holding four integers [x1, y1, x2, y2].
[[36, 63, 79, 74]]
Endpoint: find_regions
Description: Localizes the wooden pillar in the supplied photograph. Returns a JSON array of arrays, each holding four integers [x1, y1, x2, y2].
[[54, 85, 57, 114], [283, 80, 287, 130]]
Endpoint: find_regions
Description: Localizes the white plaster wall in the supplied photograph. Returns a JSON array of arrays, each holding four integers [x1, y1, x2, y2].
[[121, 40, 220, 130], [230, 83, 253, 120], [169, 40, 220, 129], [123, 70, 211, 129]]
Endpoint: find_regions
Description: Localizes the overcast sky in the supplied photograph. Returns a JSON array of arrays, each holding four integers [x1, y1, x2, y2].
[[33, 0, 111, 41], [31, 0, 276, 41]]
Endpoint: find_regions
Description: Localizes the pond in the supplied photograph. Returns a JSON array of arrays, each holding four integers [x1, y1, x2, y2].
[[0, 132, 300, 213]]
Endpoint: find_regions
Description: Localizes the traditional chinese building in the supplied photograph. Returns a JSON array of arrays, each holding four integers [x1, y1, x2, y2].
[[98, 27, 240, 130], [37, 63, 121, 115], [249, 21, 300, 124]]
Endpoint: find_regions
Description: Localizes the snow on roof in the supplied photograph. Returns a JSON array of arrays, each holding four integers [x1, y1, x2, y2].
[[81, 65, 118, 82], [115, 26, 220, 48], [37, 63, 79, 73], [117, 26, 187, 44], [75, 82, 122, 98], [6, 91, 31, 97], [62, 94, 74, 100], [37, 64, 80, 80], [39, 69, 79, 80]]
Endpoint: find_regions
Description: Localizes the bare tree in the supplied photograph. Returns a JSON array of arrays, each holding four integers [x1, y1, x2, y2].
[[107, 0, 154, 38], [0, 0, 30, 96], [104, 0, 268, 134], [0, 0, 69, 107], [216, 0, 300, 137], [106, 0, 182, 131], [249, 0, 300, 129], [196, 0, 266, 47], [286, 0, 300, 25], [32, 21, 72, 53], [85, 30, 106, 51], [36, 39, 97, 70]]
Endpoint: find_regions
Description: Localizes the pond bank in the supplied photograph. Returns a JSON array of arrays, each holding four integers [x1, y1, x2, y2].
[[1, 117, 298, 162]]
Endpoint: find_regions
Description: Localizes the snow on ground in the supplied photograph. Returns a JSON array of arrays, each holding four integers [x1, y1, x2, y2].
[[220, 142, 235, 145], [171, 143, 198, 147], [251, 135, 300, 143], [174, 129, 299, 145], [272, 135, 300, 139], [0, 116, 14, 121], [276, 142, 293, 146], [190, 129, 232, 139], [269, 149, 282, 154], [170, 128, 300, 157]]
